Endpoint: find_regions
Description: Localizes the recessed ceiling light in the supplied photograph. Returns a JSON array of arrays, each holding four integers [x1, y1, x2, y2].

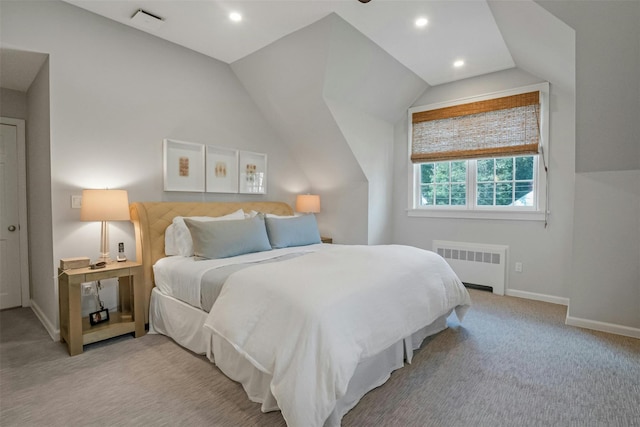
[[454, 60, 465, 68], [415, 17, 428, 28], [229, 12, 242, 22]]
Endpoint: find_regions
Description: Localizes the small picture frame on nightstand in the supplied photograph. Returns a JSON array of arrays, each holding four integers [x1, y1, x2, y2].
[[89, 309, 109, 326]]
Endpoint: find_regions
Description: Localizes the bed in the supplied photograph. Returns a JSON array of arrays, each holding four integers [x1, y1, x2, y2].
[[130, 201, 471, 427]]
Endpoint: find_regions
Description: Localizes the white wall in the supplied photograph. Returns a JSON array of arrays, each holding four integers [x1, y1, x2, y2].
[[537, 0, 640, 333], [25, 58, 54, 330], [324, 100, 394, 244], [568, 171, 640, 332], [0, 88, 27, 119], [0, 0, 308, 336], [538, 0, 640, 173]]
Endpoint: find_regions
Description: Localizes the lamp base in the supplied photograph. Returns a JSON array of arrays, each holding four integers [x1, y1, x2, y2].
[[98, 221, 114, 264], [98, 254, 113, 264]]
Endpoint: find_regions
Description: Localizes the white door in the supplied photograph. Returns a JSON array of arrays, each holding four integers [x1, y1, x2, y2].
[[0, 122, 22, 309]]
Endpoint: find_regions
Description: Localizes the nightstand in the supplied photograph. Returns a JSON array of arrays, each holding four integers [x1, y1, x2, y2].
[[321, 237, 333, 244], [58, 261, 144, 356]]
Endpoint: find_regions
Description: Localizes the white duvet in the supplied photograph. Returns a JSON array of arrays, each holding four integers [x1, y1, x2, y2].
[[203, 244, 471, 427]]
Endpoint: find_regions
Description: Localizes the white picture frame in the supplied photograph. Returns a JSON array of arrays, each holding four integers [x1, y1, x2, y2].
[[163, 139, 205, 192], [206, 145, 239, 193], [239, 150, 267, 194]]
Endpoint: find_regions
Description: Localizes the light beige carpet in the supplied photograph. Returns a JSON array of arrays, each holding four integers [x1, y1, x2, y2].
[[1, 289, 638, 426]]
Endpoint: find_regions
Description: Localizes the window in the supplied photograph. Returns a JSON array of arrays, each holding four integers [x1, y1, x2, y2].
[[419, 161, 467, 206], [418, 156, 536, 207], [409, 84, 548, 221], [477, 156, 534, 206]]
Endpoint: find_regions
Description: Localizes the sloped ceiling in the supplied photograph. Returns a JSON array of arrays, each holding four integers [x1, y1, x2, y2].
[[62, 0, 515, 87], [0, 49, 48, 92]]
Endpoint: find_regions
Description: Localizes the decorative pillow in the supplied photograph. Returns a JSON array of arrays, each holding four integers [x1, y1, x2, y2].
[[165, 209, 245, 256], [265, 214, 321, 249], [184, 215, 272, 259]]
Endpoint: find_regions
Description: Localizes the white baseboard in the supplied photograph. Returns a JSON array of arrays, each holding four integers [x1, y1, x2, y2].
[[503, 290, 639, 339], [565, 316, 640, 340], [30, 299, 60, 342], [505, 289, 569, 306]]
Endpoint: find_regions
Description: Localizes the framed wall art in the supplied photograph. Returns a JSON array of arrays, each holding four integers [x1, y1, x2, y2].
[[239, 150, 267, 194], [163, 139, 205, 192], [206, 145, 239, 193]]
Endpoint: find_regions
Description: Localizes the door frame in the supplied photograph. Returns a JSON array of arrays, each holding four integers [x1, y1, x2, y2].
[[1, 117, 30, 307]]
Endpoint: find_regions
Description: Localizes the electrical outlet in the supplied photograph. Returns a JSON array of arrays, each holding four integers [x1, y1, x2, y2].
[[82, 283, 93, 296], [515, 262, 523, 273]]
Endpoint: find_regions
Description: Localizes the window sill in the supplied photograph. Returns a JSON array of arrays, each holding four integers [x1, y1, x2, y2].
[[407, 208, 547, 221]]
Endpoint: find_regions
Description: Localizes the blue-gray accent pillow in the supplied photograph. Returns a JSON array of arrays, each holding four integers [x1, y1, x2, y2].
[[184, 215, 271, 259], [265, 214, 321, 249]]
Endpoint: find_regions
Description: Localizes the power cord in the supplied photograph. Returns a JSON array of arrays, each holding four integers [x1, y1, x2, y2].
[[94, 280, 105, 311]]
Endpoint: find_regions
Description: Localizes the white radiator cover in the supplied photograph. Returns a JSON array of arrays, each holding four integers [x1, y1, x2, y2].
[[433, 240, 507, 295]]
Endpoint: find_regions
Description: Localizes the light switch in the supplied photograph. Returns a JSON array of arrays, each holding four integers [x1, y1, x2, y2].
[[71, 195, 82, 209]]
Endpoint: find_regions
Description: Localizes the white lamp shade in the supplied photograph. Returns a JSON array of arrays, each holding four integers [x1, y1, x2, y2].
[[295, 194, 320, 213], [80, 189, 130, 221]]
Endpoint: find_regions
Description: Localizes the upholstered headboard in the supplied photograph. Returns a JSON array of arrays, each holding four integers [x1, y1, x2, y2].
[[129, 201, 294, 323]]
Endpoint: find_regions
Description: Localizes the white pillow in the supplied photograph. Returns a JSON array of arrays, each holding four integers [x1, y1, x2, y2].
[[265, 213, 300, 218], [164, 209, 245, 256], [244, 210, 259, 219]]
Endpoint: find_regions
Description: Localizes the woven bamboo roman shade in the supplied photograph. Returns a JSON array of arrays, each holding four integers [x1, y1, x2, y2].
[[411, 91, 541, 163]]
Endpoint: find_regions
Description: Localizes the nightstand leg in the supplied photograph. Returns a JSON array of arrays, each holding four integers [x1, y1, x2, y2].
[[132, 269, 144, 337], [118, 276, 133, 320], [58, 271, 69, 345], [68, 282, 83, 356]]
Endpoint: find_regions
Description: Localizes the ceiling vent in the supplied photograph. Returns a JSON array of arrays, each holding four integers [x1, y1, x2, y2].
[[131, 9, 165, 31]]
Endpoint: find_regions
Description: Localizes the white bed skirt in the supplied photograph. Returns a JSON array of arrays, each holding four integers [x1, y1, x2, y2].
[[149, 287, 450, 426], [149, 287, 210, 355]]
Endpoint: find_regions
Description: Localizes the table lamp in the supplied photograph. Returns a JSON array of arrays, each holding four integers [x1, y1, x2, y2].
[[295, 194, 320, 214], [80, 189, 130, 263]]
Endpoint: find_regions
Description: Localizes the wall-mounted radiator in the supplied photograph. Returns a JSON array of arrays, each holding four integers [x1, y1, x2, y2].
[[433, 240, 507, 295]]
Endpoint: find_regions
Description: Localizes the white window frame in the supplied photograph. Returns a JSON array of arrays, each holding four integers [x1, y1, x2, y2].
[[407, 83, 549, 221]]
